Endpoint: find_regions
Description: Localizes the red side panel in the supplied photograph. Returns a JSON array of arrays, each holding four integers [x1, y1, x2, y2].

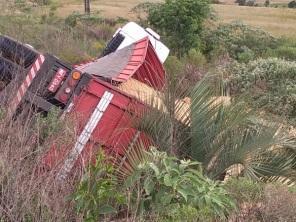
[[73, 79, 148, 166], [133, 42, 165, 90], [42, 78, 149, 172], [112, 38, 149, 82], [116, 37, 165, 90]]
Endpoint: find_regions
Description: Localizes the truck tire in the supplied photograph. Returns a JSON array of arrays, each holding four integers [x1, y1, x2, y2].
[[0, 56, 24, 83], [101, 33, 125, 57], [0, 36, 38, 68], [0, 56, 25, 105]]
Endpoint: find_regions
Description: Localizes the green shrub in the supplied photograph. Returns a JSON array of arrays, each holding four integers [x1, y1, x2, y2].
[[181, 49, 207, 89], [267, 45, 296, 60], [227, 58, 296, 122], [124, 148, 236, 220], [185, 48, 207, 67], [288, 185, 296, 193], [202, 22, 277, 62], [263, 184, 296, 221], [164, 50, 207, 94], [164, 56, 184, 79], [14, 0, 32, 13], [236, 0, 246, 6], [72, 152, 125, 221], [225, 178, 265, 221], [65, 11, 103, 28], [36, 108, 62, 141], [246, 0, 256, 6], [237, 47, 255, 63], [266, 37, 296, 60], [156, 204, 214, 222], [0, 108, 5, 120], [146, 0, 211, 55], [225, 177, 264, 204], [288, 0, 296, 8]]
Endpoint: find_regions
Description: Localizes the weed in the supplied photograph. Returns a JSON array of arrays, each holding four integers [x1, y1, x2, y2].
[[72, 152, 125, 221]]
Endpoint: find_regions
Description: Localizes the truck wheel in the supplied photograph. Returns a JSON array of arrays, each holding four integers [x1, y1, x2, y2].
[[0, 56, 24, 83], [0, 56, 25, 105], [0, 36, 38, 68]]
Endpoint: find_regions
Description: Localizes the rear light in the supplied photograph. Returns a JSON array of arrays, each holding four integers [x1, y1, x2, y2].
[[72, 71, 81, 80], [54, 69, 82, 104]]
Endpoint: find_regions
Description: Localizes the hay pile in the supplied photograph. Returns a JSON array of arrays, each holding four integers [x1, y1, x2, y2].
[[118, 78, 231, 124]]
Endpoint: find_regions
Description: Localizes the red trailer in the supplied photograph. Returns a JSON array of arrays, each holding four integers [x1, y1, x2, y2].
[[43, 77, 150, 180], [41, 38, 164, 179]]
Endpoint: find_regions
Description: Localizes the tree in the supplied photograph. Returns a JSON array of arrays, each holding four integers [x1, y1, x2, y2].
[[84, 0, 90, 14], [264, 0, 270, 7], [146, 0, 210, 56], [288, 0, 296, 8]]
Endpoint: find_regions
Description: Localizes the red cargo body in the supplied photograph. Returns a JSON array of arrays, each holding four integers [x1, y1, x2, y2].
[[43, 38, 165, 179], [76, 37, 165, 90], [43, 78, 150, 179]]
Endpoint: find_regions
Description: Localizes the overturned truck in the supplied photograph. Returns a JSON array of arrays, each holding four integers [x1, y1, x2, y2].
[[0, 22, 170, 179]]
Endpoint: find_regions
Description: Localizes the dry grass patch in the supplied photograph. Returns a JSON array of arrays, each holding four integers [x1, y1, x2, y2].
[[56, 0, 161, 19], [214, 5, 296, 37], [219, 0, 290, 4], [0, 109, 81, 221]]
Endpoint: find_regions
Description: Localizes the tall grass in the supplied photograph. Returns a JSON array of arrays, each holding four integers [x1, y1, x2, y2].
[[0, 111, 78, 221], [0, 6, 117, 220]]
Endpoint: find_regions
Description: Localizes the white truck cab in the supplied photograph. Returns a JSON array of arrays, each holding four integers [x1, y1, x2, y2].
[[103, 22, 170, 63]]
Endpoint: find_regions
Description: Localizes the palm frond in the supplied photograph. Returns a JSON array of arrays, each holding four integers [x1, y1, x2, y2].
[[130, 72, 296, 183]]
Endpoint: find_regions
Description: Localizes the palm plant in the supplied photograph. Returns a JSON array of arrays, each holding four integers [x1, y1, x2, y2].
[[130, 61, 296, 183]]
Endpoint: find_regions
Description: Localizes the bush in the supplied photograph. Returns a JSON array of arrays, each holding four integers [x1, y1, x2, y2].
[[183, 49, 207, 80], [236, 0, 257, 6], [65, 12, 103, 28], [266, 37, 296, 60], [236, 0, 246, 6], [225, 178, 264, 221], [227, 58, 296, 122], [226, 180, 296, 221], [246, 0, 256, 6], [164, 50, 207, 95], [237, 47, 255, 63], [124, 148, 236, 220], [32, 0, 52, 6], [288, 0, 296, 8], [72, 152, 125, 221], [262, 184, 296, 221], [202, 22, 278, 62], [146, 0, 211, 55], [225, 178, 264, 204]]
